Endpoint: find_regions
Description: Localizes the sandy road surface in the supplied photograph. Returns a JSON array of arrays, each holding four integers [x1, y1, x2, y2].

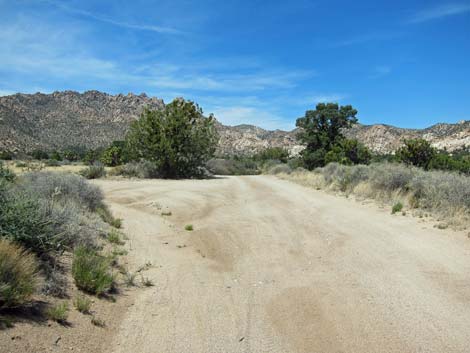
[[95, 176, 470, 353]]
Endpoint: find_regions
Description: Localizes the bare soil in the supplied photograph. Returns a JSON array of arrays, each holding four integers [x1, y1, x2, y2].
[[2, 175, 470, 353]]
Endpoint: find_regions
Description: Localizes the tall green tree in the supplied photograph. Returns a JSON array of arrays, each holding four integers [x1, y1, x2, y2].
[[396, 139, 436, 170], [296, 103, 358, 169], [126, 99, 219, 178]]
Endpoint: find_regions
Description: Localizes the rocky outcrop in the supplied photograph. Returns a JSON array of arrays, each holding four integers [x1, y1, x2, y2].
[[0, 91, 468, 156], [0, 91, 164, 153], [345, 121, 470, 154]]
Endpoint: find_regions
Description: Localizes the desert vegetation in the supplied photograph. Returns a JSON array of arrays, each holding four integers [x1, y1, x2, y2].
[[125, 99, 218, 178], [0, 160, 127, 328], [275, 162, 469, 229]]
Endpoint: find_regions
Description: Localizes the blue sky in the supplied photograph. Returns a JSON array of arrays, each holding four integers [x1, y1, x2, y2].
[[0, 0, 469, 130]]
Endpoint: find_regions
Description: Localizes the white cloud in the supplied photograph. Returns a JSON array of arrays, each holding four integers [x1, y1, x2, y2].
[[409, 3, 470, 23], [309, 94, 347, 103]]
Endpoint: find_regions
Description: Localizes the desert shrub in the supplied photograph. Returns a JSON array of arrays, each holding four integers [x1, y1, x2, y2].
[[1, 172, 107, 254], [279, 161, 470, 228], [107, 230, 124, 245], [126, 99, 219, 178], [73, 295, 92, 314], [254, 147, 289, 163], [0, 189, 58, 254], [91, 316, 106, 327], [96, 207, 121, 228], [72, 247, 114, 295], [111, 160, 160, 178], [31, 149, 49, 160], [0, 239, 40, 308], [19, 172, 104, 211], [267, 164, 292, 175], [369, 163, 414, 191], [391, 202, 403, 214], [396, 139, 436, 169], [0, 162, 16, 182], [428, 150, 470, 175], [46, 302, 69, 322], [41, 267, 68, 297], [141, 276, 154, 287], [408, 170, 470, 211], [44, 159, 60, 167], [62, 146, 87, 162], [124, 271, 137, 287], [49, 151, 63, 161], [325, 139, 371, 166], [0, 150, 13, 160], [80, 163, 106, 179], [185, 224, 193, 231], [206, 158, 259, 175]]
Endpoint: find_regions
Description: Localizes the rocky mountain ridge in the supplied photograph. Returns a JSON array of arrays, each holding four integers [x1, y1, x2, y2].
[[0, 91, 468, 155]]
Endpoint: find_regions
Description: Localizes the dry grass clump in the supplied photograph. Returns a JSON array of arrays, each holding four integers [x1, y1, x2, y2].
[[46, 302, 69, 323], [0, 239, 41, 309], [73, 295, 92, 314], [279, 162, 470, 229]]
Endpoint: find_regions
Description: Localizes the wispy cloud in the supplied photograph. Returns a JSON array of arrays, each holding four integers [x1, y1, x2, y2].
[[211, 106, 293, 131], [43, 0, 180, 34], [409, 3, 470, 23], [369, 65, 392, 79], [333, 32, 402, 47], [0, 90, 15, 96]]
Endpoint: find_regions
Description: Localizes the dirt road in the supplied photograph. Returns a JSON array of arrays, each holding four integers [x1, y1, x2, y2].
[[96, 176, 470, 353]]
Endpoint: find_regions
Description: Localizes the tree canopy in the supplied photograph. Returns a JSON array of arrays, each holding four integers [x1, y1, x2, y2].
[[125, 99, 219, 178], [296, 103, 363, 169]]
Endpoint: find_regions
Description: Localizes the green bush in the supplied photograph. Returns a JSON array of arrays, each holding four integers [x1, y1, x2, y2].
[[0, 150, 13, 160], [62, 146, 87, 162], [49, 151, 63, 161], [254, 147, 289, 163], [72, 247, 114, 295], [0, 162, 16, 182], [126, 99, 219, 178], [44, 159, 60, 167], [391, 202, 403, 214], [96, 206, 122, 228], [80, 163, 106, 179], [396, 139, 436, 169], [31, 149, 49, 160], [0, 188, 58, 254], [1, 172, 107, 254], [0, 239, 40, 308], [324, 139, 371, 166], [107, 230, 124, 245], [206, 158, 259, 175]]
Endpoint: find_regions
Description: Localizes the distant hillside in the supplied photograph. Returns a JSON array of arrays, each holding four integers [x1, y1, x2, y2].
[[0, 91, 468, 155]]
